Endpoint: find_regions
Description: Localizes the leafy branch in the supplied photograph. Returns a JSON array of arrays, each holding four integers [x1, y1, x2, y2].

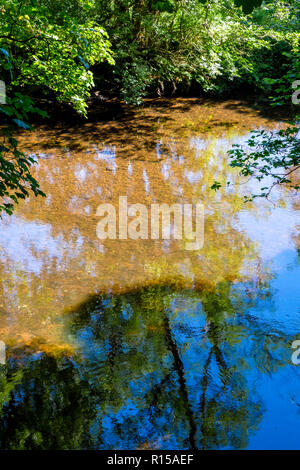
[[211, 125, 300, 202]]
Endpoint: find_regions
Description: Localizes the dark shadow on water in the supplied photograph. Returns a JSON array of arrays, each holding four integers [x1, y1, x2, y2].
[[18, 95, 290, 161]]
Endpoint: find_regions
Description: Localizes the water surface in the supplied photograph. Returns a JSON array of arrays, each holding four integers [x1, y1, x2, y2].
[[0, 98, 299, 449]]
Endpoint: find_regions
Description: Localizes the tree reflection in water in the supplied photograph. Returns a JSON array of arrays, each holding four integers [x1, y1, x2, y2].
[[0, 280, 294, 450]]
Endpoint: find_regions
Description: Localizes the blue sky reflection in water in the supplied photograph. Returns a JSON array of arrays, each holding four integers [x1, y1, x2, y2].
[[0, 99, 299, 449]]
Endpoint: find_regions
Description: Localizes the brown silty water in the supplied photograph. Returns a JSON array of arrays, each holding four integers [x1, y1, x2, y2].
[[0, 98, 298, 355]]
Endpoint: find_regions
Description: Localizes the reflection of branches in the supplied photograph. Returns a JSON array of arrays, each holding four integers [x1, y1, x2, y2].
[[163, 312, 197, 450], [63, 284, 293, 449], [148, 372, 173, 413], [199, 348, 213, 450], [199, 319, 232, 449]]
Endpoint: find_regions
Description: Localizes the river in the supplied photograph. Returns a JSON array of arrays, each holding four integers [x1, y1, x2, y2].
[[0, 98, 299, 449]]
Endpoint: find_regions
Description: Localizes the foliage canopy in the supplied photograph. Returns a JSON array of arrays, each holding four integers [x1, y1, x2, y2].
[[0, 0, 299, 211]]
